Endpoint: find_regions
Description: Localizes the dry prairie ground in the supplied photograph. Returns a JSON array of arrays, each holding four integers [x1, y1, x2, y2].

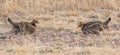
[[0, 0, 120, 55]]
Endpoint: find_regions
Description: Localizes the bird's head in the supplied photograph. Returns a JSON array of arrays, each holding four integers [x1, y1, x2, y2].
[[33, 18, 39, 23], [78, 22, 84, 27]]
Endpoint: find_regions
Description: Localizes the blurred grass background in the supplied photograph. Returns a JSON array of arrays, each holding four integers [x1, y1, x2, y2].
[[0, 0, 120, 55]]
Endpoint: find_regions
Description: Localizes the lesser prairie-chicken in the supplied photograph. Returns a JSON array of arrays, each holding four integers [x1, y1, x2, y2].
[[8, 18, 39, 35], [78, 17, 111, 34]]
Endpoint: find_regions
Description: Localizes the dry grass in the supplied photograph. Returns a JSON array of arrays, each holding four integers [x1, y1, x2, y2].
[[0, 0, 120, 55]]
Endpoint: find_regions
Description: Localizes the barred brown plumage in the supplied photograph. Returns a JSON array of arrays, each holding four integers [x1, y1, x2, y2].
[[78, 17, 111, 34], [8, 18, 39, 35]]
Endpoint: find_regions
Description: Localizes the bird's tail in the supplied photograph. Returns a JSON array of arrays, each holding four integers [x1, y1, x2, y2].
[[103, 17, 111, 26], [8, 18, 14, 25]]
